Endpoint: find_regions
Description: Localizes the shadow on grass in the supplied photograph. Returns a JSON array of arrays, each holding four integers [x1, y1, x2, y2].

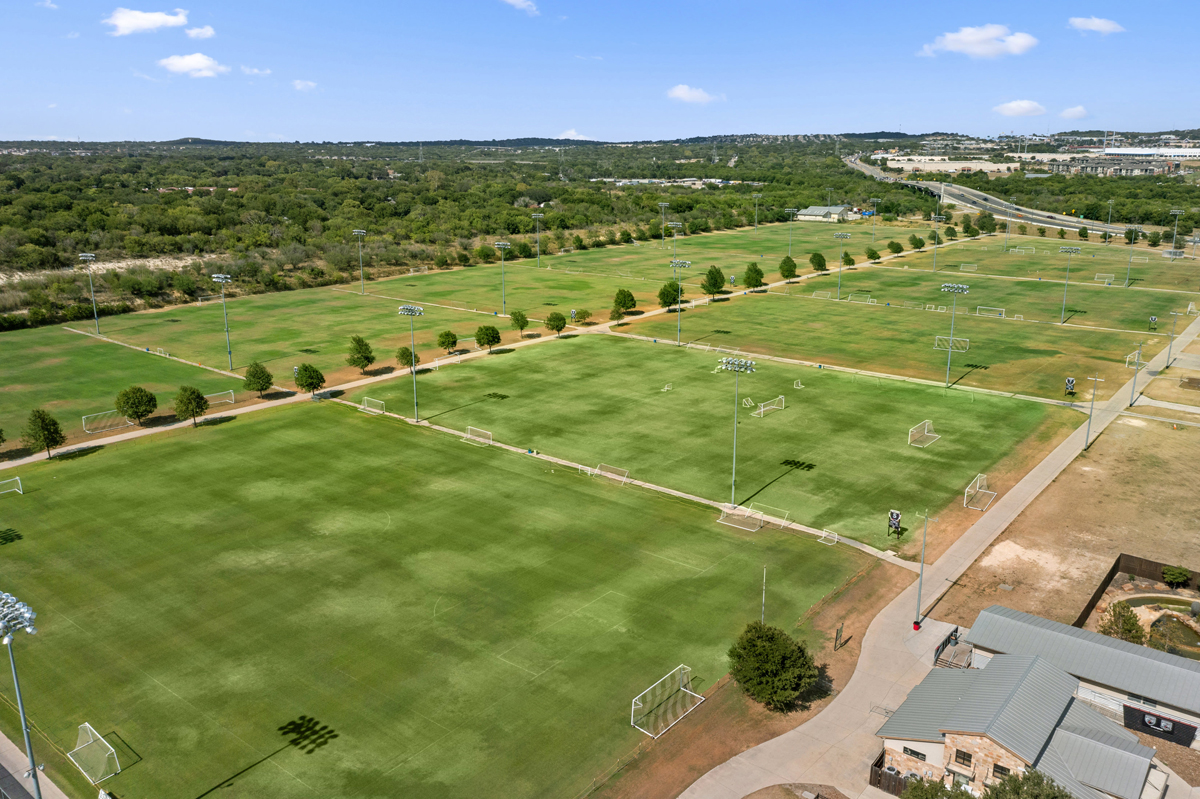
[[197, 416, 237, 429], [489, 347, 518, 354], [192, 716, 338, 799], [261, 389, 296, 401], [0, 446, 34, 463], [423, 398, 489, 422], [106, 730, 143, 774], [54, 446, 104, 462], [0, 529, 23, 546], [737, 459, 816, 506], [950, 363, 990, 387], [365, 366, 396, 377]]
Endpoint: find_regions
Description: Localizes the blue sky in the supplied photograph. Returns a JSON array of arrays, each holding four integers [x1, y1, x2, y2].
[[3, 0, 1194, 143]]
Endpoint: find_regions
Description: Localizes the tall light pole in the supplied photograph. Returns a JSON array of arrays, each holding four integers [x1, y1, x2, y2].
[[716, 358, 754, 507], [869, 198, 881, 242], [1084, 374, 1105, 450], [353, 229, 367, 294], [834, 232, 851, 300], [0, 592, 42, 799], [213, 274, 234, 369], [78, 253, 100, 334], [1105, 199, 1114, 244], [1170, 209, 1185, 259], [1124, 225, 1142, 287], [1059, 246, 1080, 324], [494, 241, 510, 314], [1129, 340, 1144, 407], [670, 259, 690, 344], [941, 283, 969, 387], [913, 510, 937, 630], [1004, 198, 1016, 251], [752, 193, 763, 232], [658, 202, 670, 249], [931, 215, 945, 272], [824, 187, 834, 208], [668, 221, 683, 261], [1165, 310, 1184, 369], [398, 304, 424, 421], [785, 209, 798, 257], [531, 213, 544, 268]]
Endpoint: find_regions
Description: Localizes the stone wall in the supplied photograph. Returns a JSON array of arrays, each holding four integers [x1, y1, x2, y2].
[[943, 733, 1026, 790]]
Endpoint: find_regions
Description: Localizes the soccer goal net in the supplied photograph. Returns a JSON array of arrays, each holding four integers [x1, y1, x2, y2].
[[1188, 302, 1198, 316], [82, 410, 133, 435], [748, 503, 790, 529], [811, 290, 832, 299], [902, 300, 922, 309], [976, 307, 1005, 318], [934, 336, 970, 352], [742, 397, 754, 407], [593, 464, 630, 485], [0, 477, 22, 496], [959, 264, 978, 272], [205, 390, 235, 406], [68, 723, 121, 784], [794, 379, 804, 389], [752, 396, 785, 417], [631, 665, 705, 739], [847, 292, 872, 304], [360, 397, 385, 415], [196, 294, 223, 306], [819, 529, 839, 546], [908, 420, 940, 448], [717, 505, 764, 531], [463, 426, 492, 446], [155, 347, 170, 357], [1094, 273, 1115, 284], [1131, 256, 1149, 263], [964, 474, 998, 511]]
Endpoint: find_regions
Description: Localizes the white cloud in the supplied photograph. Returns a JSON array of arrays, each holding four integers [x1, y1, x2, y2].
[[66, 31, 80, 38], [1069, 16, 1124, 34], [667, 84, 721, 104], [557, 129, 592, 140], [104, 7, 188, 36], [185, 25, 214, 39], [500, 0, 538, 15], [292, 79, 316, 91], [36, 0, 58, 9], [1060, 105, 1088, 120], [157, 52, 229, 78], [994, 99, 1046, 117], [241, 65, 270, 76], [48, 103, 57, 108], [920, 24, 1037, 58]]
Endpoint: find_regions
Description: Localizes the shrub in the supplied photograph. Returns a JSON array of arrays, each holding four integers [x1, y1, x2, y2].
[[1163, 565, 1192, 588], [1098, 600, 1145, 644], [727, 622, 818, 712]]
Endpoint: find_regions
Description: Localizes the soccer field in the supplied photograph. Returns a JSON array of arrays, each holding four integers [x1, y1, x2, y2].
[[0, 403, 865, 799], [0, 325, 242, 453], [348, 335, 1076, 548]]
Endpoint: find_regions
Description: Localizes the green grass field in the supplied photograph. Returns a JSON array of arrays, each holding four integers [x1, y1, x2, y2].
[[0, 325, 242, 451], [347, 335, 1075, 548], [0, 403, 865, 799]]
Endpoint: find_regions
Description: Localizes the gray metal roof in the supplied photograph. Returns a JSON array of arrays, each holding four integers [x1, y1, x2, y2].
[[795, 206, 848, 216], [876, 668, 975, 741], [965, 605, 1200, 714], [1046, 724, 1154, 799]]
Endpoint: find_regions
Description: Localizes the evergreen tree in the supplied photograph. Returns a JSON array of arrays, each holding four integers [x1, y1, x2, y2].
[[243, 361, 274, 397], [173, 386, 210, 427], [22, 409, 65, 458], [346, 336, 376, 374], [115, 386, 158, 425]]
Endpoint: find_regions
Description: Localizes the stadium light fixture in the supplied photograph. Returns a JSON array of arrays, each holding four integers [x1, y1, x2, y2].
[[494, 242, 510, 314], [212, 274, 234, 370], [833, 232, 851, 300], [352, 230, 367, 295], [667, 221, 683, 261], [398, 305, 424, 421], [658, 202, 670, 249], [940, 283, 969, 387], [1124, 225, 1143, 287], [931, 215, 946, 272], [913, 510, 937, 629], [0, 592, 42, 799], [670, 259, 690, 345], [1059, 247, 1081, 324], [716, 358, 755, 506], [77, 253, 100, 334], [752, 194, 763, 232], [531, 213, 544, 268], [1084, 374, 1105, 450], [1170, 210, 1185, 259], [869, 198, 881, 242], [1106, 200, 1114, 244], [785, 209, 798, 256]]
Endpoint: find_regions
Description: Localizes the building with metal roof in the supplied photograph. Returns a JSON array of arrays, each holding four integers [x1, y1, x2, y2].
[[794, 205, 850, 222]]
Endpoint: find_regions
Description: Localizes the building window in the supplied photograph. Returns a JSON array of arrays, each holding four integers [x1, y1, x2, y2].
[[955, 750, 973, 767], [1128, 694, 1158, 709], [903, 747, 927, 762], [993, 765, 1010, 779]]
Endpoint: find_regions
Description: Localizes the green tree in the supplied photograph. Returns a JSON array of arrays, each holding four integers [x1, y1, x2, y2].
[[908, 234, 923, 250], [657, 280, 684, 308], [1018, 224, 1028, 235], [609, 305, 625, 321], [842, 251, 855, 267], [727, 621, 819, 712], [1148, 231, 1162, 247], [809, 252, 828, 272], [475, 325, 501, 351], [173, 385, 209, 427], [701, 265, 726, 297], [1098, 600, 1145, 644], [1163, 565, 1192, 588], [1057, 228, 1067, 239], [900, 779, 970, 799], [779, 255, 797, 280], [943, 226, 957, 240], [574, 309, 592, 325], [544, 311, 567, 337], [474, 243, 497, 262], [243, 361, 273, 398], [1124, 228, 1138, 244], [743, 263, 765, 289], [985, 768, 1075, 799], [509, 310, 529, 335], [1037, 227, 1047, 237], [346, 335, 376, 374], [1078, 226, 1089, 240], [437, 330, 458, 353], [619, 229, 633, 244], [396, 346, 419, 369], [0, 428, 4, 448], [295, 363, 326, 395], [865, 247, 881, 262], [887, 240, 903, 254], [613, 288, 637, 313], [22, 408, 65, 458], [977, 211, 997, 233], [115, 385, 158, 425]]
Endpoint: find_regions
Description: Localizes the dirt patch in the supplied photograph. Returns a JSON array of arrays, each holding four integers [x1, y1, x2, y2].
[[589, 561, 914, 799], [1142, 369, 1200, 407], [744, 784, 849, 799], [932, 417, 1200, 627]]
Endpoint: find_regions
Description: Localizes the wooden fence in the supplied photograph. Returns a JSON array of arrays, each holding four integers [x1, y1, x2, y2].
[[1073, 553, 1200, 627]]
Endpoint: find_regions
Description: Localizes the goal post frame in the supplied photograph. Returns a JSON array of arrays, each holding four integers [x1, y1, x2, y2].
[[463, 426, 493, 446], [751, 396, 785, 417], [818, 529, 838, 546], [717, 504, 765, 531], [964, 474, 998, 511], [975, 306, 1006, 318], [631, 664, 705, 739], [594, 463, 630, 485], [82, 410, 134, 435], [0, 477, 22, 496], [934, 336, 969, 352], [360, 397, 385, 415], [67, 723, 121, 784], [204, 390, 235, 405], [908, 420, 940, 448]]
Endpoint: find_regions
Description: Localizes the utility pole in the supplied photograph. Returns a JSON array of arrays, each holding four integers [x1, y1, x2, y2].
[[1129, 340, 1144, 407], [913, 510, 937, 630], [1084, 374, 1105, 450]]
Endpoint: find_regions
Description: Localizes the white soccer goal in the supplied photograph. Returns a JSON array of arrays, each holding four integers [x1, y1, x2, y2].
[[934, 336, 970, 352], [819, 529, 839, 546], [964, 474, 998, 511], [196, 294, 223, 306], [937, 305, 947, 313], [959, 264, 978, 272], [631, 664, 705, 739], [68, 723, 120, 784], [463, 426, 493, 446], [204, 390, 235, 405], [908, 420, 940, 448], [1013, 314, 1024, 321], [661, 383, 672, 392], [717, 505, 764, 531], [1132, 256, 1149, 263], [82, 410, 133, 435], [360, 397, 385, 415], [812, 290, 832, 299], [155, 347, 169, 357], [976, 307, 1006, 318], [0, 477, 22, 496], [924, 304, 936, 311], [1188, 302, 1198, 316], [742, 397, 754, 408], [847, 293, 872, 304], [1094, 273, 1115, 285], [752, 396, 785, 417], [593, 464, 630, 485], [902, 300, 922, 309], [748, 503, 791, 528], [794, 379, 804, 389], [1125, 351, 1146, 370]]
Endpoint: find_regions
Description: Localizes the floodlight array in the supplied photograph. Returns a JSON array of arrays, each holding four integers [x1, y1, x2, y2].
[[718, 357, 755, 374], [494, 241, 510, 250], [397, 304, 424, 317], [1060, 247, 1082, 254], [213, 273, 231, 284], [78, 253, 95, 263], [352, 229, 366, 237], [941, 283, 969, 294], [834, 232, 850, 240], [0, 592, 37, 640]]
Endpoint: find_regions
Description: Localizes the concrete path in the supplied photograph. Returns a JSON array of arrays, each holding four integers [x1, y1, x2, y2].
[[680, 313, 1200, 799], [0, 728, 70, 799], [1132, 395, 1200, 416]]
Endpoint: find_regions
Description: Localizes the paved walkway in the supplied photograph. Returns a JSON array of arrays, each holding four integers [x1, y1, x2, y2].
[[0, 727, 69, 799], [680, 313, 1200, 799]]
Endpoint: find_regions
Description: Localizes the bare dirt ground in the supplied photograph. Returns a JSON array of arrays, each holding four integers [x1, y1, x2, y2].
[[1143, 369, 1200, 407], [932, 416, 1200, 628], [0, 254, 223, 285], [589, 560, 914, 799], [1132, 730, 1200, 785], [744, 784, 849, 799]]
